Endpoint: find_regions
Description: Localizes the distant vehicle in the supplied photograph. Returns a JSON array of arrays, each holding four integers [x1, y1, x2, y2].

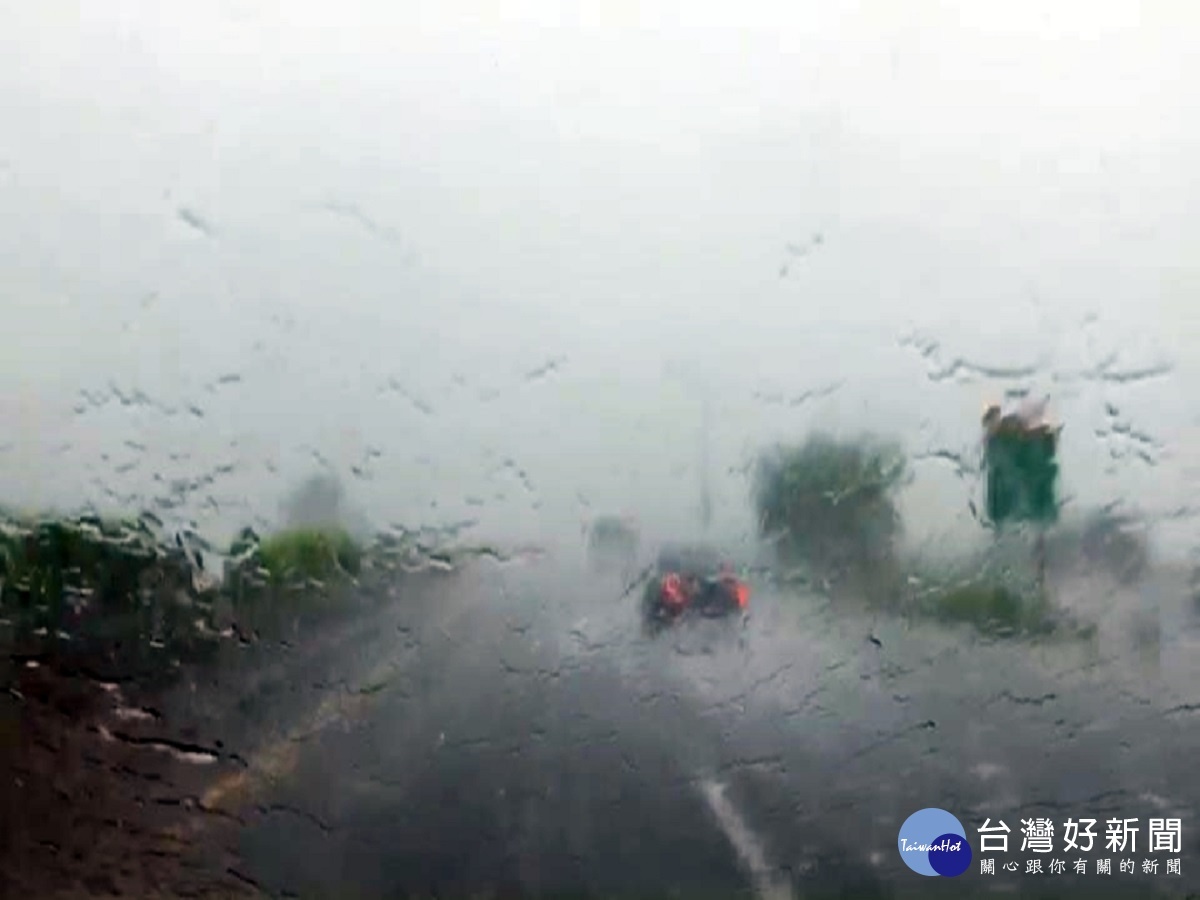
[[642, 543, 749, 635], [584, 514, 640, 575]]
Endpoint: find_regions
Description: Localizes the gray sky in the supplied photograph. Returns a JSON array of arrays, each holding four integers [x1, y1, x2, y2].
[[1, 1, 1197, 556]]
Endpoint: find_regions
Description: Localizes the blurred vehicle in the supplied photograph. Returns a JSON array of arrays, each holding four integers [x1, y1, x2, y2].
[[642, 543, 749, 635], [584, 514, 640, 575]]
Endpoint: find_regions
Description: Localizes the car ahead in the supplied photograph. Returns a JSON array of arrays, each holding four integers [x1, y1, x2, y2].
[[642, 543, 749, 635], [584, 514, 640, 576]]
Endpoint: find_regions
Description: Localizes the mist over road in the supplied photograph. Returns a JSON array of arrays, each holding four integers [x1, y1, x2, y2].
[[225, 554, 1200, 899]]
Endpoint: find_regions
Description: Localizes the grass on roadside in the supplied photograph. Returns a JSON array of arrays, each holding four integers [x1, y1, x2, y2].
[[239, 526, 363, 586], [918, 578, 1056, 636], [0, 514, 168, 615]]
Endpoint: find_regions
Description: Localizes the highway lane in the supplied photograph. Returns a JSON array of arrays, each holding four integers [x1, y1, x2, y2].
[[226, 552, 1200, 898]]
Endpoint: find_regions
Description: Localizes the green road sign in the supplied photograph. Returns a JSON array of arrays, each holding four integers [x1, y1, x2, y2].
[[983, 410, 1061, 527]]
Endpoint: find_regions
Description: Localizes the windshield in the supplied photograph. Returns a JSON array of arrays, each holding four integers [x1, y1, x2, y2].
[[1, 4, 1197, 899]]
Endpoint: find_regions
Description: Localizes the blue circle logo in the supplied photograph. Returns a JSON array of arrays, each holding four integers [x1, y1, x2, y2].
[[897, 808, 972, 877]]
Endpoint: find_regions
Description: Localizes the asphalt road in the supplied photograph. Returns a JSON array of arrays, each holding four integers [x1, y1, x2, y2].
[[217, 551, 1200, 899]]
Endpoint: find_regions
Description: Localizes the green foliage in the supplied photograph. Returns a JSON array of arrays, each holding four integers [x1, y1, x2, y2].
[[1, 515, 165, 617], [921, 579, 1055, 636], [220, 524, 380, 641], [0, 495, 489, 686], [753, 433, 907, 571], [897, 526, 1091, 639], [0, 512, 220, 680], [256, 527, 362, 584]]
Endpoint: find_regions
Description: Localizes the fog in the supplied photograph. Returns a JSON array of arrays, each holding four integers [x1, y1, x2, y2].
[[1, 1, 1198, 556]]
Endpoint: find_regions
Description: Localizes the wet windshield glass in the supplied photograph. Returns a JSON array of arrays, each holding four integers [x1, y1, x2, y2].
[[1, 4, 1197, 899]]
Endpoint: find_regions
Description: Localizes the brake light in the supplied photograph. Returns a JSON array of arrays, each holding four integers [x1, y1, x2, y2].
[[661, 573, 686, 608], [735, 582, 750, 609]]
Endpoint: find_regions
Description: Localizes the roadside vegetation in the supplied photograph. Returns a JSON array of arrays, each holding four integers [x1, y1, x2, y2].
[[753, 432, 908, 576], [0, 474, 484, 688], [257, 526, 363, 583], [750, 419, 1147, 640]]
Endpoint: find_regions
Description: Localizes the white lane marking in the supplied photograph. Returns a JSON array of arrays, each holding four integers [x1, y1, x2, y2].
[[699, 777, 795, 900]]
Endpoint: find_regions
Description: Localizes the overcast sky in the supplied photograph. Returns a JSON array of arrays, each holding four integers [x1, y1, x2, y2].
[[1, 1, 1197, 556]]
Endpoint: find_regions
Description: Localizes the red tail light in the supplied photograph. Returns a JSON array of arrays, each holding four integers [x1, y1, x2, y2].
[[734, 581, 750, 609], [661, 573, 686, 608]]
